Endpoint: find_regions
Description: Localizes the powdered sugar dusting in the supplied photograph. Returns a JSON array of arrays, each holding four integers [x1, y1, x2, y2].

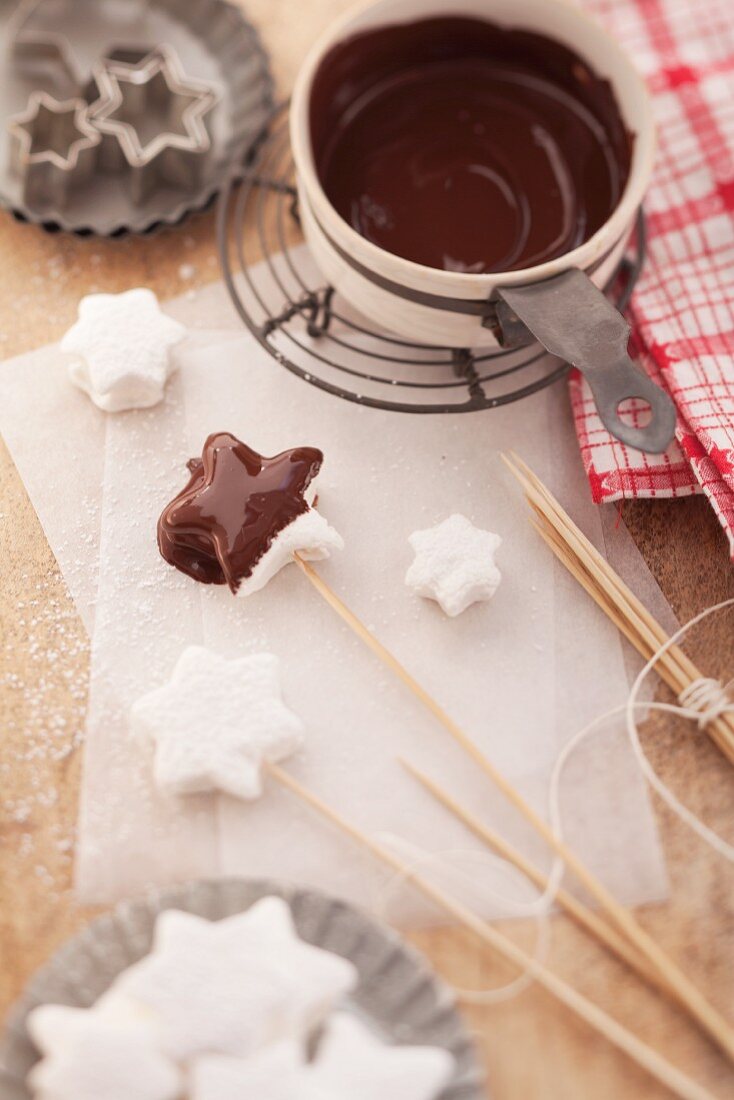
[[75, 375, 220, 902], [1, 571, 88, 903]]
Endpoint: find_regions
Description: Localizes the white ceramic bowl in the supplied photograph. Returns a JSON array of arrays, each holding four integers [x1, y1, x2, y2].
[[290, 0, 655, 349]]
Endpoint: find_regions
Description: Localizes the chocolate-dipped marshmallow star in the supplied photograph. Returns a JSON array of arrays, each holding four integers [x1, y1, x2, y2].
[[158, 432, 343, 595]]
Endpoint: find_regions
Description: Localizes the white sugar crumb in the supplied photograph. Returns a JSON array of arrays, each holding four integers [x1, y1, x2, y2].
[[177, 263, 196, 281], [47, 255, 65, 280]]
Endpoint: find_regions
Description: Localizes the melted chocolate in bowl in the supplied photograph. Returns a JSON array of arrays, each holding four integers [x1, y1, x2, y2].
[[309, 17, 632, 274]]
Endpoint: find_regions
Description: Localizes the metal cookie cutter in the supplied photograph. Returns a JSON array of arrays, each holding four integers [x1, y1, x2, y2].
[[7, 91, 101, 210], [90, 45, 220, 204]]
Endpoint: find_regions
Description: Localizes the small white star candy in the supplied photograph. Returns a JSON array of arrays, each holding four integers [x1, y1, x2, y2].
[[310, 1013, 454, 1100], [130, 647, 304, 800], [405, 513, 502, 617], [26, 1005, 181, 1100], [191, 1043, 311, 1100], [61, 287, 186, 412], [101, 898, 357, 1062]]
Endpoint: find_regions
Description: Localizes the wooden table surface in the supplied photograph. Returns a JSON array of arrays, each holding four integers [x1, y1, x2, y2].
[[1, 3, 733, 1097]]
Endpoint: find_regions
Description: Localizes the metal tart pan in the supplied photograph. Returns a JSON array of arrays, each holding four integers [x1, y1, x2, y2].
[[0, 877, 486, 1099], [0, 0, 274, 235]]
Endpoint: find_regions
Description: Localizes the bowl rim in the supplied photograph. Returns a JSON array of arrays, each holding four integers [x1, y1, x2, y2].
[[290, 0, 656, 294]]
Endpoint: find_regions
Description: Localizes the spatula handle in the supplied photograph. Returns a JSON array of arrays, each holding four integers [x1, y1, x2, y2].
[[496, 268, 676, 454]]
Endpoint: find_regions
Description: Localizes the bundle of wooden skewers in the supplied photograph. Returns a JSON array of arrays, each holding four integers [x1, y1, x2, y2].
[[270, 454, 734, 1100], [503, 452, 734, 763]]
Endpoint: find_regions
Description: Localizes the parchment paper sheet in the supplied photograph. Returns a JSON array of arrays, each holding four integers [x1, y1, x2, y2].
[[0, 273, 677, 644], [0, 272, 672, 921]]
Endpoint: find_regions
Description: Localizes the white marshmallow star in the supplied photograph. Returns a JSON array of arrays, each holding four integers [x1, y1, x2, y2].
[[405, 513, 502, 617], [102, 899, 357, 1062], [27, 1001, 158, 1057], [190, 1015, 452, 1100], [26, 1005, 181, 1100], [130, 647, 304, 800], [310, 1013, 454, 1100], [191, 1042, 311, 1100], [153, 899, 356, 1036], [61, 287, 185, 411]]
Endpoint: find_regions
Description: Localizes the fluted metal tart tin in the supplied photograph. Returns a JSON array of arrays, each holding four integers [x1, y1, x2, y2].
[[0, 0, 274, 235], [0, 878, 486, 1099]]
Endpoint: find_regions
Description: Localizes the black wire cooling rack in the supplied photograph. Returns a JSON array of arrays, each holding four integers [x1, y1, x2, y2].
[[217, 100, 646, 414]]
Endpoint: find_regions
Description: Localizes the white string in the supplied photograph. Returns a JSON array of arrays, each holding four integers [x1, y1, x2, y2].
[[372, 837, 555, 1005], [678, 676, 734, 730], [375, 598, 734, 1006], [550, 597, 734, 869], [623, 597, 734, 861]]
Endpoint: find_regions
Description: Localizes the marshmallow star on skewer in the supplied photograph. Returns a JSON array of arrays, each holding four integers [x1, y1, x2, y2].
[[131, 647, 303, 800], [62, 288, 186, 412], [157, 432, 343, 596], [405, 513, 502, 616]]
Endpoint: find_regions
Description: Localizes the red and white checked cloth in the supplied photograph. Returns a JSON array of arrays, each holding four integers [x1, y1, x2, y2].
[[571, 0, 734, 554]]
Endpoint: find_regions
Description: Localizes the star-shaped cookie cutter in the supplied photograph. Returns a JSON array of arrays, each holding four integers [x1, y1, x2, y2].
[[90, 45, 220, 204], [8, 91, 101, 210]]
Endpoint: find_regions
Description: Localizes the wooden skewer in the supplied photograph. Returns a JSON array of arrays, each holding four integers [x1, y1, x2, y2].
[[266, 762, 717, 1100], [400, 758, 669, 998], [293, 554, 734, 1063], [502, 451, 734, 764], [529, 516, 734, 769], [528, 486, 734, 761]]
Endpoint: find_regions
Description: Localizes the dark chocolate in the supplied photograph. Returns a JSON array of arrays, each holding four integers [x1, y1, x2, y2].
[[309, 16, 632, 274], [157, 432, 324, 592]]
